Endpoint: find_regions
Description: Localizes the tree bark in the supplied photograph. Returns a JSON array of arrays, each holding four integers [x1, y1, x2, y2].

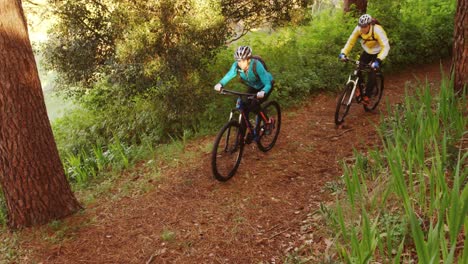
[[343, 0, 367, 14], [0, 0, 81, 228], [452, 0, 468, 93]]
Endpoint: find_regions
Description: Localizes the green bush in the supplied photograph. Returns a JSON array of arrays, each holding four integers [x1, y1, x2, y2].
[[369, 0, 456, 68]]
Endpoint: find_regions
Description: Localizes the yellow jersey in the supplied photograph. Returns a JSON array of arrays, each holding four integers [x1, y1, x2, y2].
[[341, 24, 390, 61]]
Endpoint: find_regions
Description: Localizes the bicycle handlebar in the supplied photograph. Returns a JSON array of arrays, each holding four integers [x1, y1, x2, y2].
[[342, 58, 377, 71], [219, 89, 257, 99], [345, 58, 369, 67]]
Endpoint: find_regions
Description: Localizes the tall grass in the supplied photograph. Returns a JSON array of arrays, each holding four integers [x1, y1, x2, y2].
[[63, 136, 134, 186], [328, 77, 467, 263]]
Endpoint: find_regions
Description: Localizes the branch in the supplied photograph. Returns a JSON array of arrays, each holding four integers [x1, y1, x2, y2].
[[24, 0, 41, 6]]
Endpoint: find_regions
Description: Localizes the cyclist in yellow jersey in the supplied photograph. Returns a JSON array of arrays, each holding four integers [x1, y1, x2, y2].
[[339, 14, 390, 100]]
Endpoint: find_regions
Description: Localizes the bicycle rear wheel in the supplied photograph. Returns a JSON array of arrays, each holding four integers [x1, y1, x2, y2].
[[211, 120, 244, 181], [335, 83, 354, 126], [364, 73, 384, 112], [256, 101, 281, 152]]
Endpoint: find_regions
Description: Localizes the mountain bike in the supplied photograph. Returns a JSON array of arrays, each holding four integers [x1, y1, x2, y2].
[[335, 59, 384, 126], [211, 89, 281, 181]]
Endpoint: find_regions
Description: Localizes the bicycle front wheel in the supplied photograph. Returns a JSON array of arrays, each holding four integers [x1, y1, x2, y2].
[[364, 73, 384, 112], [211, 120, 244, 181], [256, 101, 281, 152], [335, 83, 354, 126]]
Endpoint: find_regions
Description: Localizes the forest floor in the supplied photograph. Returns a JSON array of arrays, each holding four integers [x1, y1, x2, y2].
[[3, 60, 451, 264]]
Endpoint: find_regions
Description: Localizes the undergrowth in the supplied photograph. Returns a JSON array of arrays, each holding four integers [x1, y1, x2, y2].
[[320, 76, 467, 263]]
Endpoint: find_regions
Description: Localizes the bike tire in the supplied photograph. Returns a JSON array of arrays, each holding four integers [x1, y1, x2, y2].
[[335, 83, 354, 126], [364, 73, 384, 112], [211, 120, 244, 181], [256, 101, 281, 152]]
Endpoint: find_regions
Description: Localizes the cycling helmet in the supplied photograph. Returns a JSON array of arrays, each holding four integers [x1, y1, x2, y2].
[[358, 14, 372, 27], [234, 46, 252, 61]]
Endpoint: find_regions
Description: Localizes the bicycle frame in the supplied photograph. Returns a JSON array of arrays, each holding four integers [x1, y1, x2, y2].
[[343, 59, 376, 104], [343, 61, 362, 106], [221, 89, 269, 143]]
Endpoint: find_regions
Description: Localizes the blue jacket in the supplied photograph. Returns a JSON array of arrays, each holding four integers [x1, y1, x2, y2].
[[218, 59, 274, 93]]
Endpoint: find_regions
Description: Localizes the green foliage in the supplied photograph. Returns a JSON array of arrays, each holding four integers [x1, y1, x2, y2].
[[43, 0, 227, 102], [161, 229, 176, 242], [378, 212, 407, 258], [45, 0, 232, 160], [65, 150, 95, 186], [52, 108, 102, 155], [0, 232, 20, 262], [221, 0, 310, 32], [43, 0, 119, 97], [62, 136, 133, 186], [326, 78, 467, 263], [368, 0, 456, 68], [44, 0, 307, 102], [0, 190, 7, 227]]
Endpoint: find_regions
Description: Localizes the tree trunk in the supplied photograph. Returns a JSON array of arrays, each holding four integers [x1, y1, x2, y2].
[[343, 0, 367, 14], [452, 0, 467, 93], [0, 0, 81, 228]]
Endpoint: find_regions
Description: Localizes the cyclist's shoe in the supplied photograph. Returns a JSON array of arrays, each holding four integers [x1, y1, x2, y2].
[[355, 88, 361, 97], [362, 96, 370, 106], [264, 117, 275, 135], [355, 88, 362, 103]]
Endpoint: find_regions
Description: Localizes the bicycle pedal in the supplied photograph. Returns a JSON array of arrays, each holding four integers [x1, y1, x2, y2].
[[263, 118, 275, 135]]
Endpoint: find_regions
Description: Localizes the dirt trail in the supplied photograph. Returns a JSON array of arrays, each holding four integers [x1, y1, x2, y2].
[[16, 61, 450, 263]]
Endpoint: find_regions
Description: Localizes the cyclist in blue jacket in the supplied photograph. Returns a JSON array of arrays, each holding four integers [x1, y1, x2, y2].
[[214, 46, 274, 113]]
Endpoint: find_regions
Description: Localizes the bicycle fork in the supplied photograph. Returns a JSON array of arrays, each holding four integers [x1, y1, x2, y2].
[[221, 111, 242, 152], [344, 75, 361, 106]]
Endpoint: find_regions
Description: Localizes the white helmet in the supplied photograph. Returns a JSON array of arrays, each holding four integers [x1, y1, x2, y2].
[[358, 14, 372, 27], [234, 46, 252, 61]]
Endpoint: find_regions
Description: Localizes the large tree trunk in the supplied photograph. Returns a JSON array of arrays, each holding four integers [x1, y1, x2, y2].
[[452, 0, 467, 93], [0, 0, 81, 228], [343, 0, 367, 13]]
